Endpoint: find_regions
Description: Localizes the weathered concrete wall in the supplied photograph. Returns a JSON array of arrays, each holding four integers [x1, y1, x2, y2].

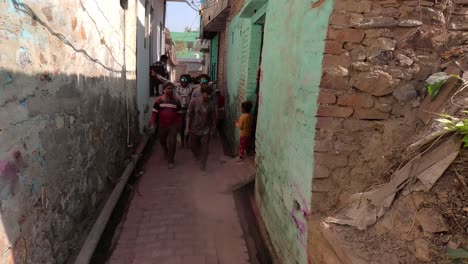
[[0, 0, 138, 262], [255, 0, 333, 263], [215, 0, 244, 153], [136, 0, 151, 132], [151, 0, 166, 63], [311, 0, 468, 214]]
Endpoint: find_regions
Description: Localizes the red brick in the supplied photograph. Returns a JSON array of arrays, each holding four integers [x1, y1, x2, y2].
[[444, 65, 461, 76], [324, 41, 343, 55], [320, 73, 350, 90], [353, 108, 390, 120], [327, 29, 365, 43], [329, 13, 349, 27], [318, 91, 337, 104], [343, 119, 383, 131], [315, 153, 348, 168], [337, 94, 374, 108], [313, 164, 331, 179], [314, 139, 333, 152], [334, 0, 371, 13], [316, 117, 343, 130], [323, 53, 351, 69], [317, 106, 354, 118], [312, 178, 332, 192]]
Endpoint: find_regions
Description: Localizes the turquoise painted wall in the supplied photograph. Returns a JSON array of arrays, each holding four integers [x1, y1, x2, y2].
[[254, 0, 333, 263], [210, 34, 219, 81], [225, 11, 263, 152]]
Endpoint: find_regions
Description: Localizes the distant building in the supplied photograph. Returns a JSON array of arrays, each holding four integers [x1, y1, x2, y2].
[[171, 31, 207, 79]]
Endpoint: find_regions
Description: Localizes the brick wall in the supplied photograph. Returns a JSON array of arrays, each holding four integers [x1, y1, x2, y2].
[[217, 0, 244, 93], [311, 0, 468, 214], [215, 0, 245, 152], [217, 29, 227, 92], [0, 0, 138, 262]]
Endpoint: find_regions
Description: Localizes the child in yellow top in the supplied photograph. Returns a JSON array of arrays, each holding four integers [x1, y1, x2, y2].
[[235, 101, 253, 161]]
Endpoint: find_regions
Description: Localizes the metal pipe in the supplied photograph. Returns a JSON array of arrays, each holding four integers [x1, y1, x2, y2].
[[74, 135, 150, 264]]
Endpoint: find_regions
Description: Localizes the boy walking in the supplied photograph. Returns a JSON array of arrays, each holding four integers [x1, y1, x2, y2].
[[235, 101, 253, 161], [185, 85, 216, 171], [151, 82, 182, 169], [175, 74, 194, 148]]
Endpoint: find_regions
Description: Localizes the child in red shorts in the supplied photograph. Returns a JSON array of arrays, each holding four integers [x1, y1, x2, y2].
[[235, 101, 253, 161]]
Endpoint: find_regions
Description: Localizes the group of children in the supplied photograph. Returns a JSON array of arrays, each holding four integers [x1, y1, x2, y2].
[[150, 73, 254, 170]]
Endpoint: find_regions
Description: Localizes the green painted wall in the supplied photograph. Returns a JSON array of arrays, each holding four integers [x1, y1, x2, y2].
[[210, 34, 219, 81], [254, 0, 333, 263], [225, 11, 263, 152]]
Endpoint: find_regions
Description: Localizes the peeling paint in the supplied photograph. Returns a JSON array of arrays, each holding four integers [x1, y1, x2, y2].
[[311, 0, 326, 9], [7, 0, 16, 14], [0, 71, 13, 86], [19, 174, 26, 184], [20, 29, 33, 41], [30, 178, 37, 193], [19, 99, 27, 108], [0, 29, 18, 42]]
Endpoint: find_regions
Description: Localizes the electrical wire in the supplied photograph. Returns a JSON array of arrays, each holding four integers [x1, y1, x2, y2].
[[184, 0, 199, 12], [185, 0, 221, 13]]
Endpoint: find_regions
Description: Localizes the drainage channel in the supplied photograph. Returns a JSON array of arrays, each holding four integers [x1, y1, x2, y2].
[[233, 182, 273, 264], [90, 135, 156, 264]]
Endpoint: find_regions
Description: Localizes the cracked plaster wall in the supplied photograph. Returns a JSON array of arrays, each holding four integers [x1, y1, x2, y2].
[[0, 0, 138, 262]]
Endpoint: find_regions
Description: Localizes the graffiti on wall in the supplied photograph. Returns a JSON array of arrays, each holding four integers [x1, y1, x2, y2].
[[291, 182, 312, 264], [0, 151, 27, 200]]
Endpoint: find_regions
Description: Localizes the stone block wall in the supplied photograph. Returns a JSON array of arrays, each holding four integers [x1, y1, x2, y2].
[[0, 0, 138, 262], [312, 0, 468, 213]]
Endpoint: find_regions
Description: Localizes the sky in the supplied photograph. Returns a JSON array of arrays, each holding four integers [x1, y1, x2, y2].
[[166, 2, 200, 33]]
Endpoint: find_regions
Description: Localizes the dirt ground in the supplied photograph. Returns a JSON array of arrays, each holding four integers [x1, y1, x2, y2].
[[310, 146, 467, 264]]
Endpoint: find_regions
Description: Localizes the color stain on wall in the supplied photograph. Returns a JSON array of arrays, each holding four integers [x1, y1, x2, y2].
[[71, 17, 77, 31], [19, 98, 27, 107], [41, 6, 54, 22], [39, 53, 48, 64], [80, 23, 87, 40], [0, 160, 19, 183], [16, 47, 32, 68], [20, 29, 34, 41], [0, 71, 13, 86], [7, 0, 24, 16], [0, 29, 17, 41], [30, 178, 38, 193], [0, 154, 22, 200]]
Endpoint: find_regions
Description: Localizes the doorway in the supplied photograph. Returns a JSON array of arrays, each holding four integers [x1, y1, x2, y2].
[[250, 18, 265, 155]]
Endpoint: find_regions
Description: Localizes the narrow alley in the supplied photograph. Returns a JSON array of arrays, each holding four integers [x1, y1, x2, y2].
[[107, 138, 255, 264], [2, 0, 468, 263]]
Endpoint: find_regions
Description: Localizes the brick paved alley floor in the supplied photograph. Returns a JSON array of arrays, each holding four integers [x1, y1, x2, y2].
[[108, 137, 253, 264]]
